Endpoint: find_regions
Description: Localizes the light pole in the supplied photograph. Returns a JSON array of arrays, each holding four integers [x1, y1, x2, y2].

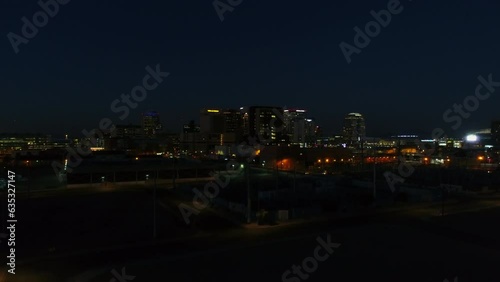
[[373, 161, 376, 201], [153, 170, 157, 238], [245, 164, 251, 224], [293, 161, 297, 219]]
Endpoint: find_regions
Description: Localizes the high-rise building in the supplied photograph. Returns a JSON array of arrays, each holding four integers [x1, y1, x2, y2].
[[293, 118, 317, 147], [342, 113, 366, 146], [241, 107, 250, 136], [200, 108, 243, 145], [180, 120, 202, 152], [142, 111, 162, 137], [492, 121, 500, 146], [248, 106, 285, 144], [200, 108, 243, 134], [223, 109, 243, 135], [200, 109, 225, 134], [284, 108, 307, 142]]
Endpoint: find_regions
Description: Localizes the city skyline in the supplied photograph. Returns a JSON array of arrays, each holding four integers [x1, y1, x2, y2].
[[3, 1, 500, 281], [2, 106, 498, 140], [2, 1, 500, 137]]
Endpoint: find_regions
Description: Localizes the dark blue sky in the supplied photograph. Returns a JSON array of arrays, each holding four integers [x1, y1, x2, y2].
[[2, 0, 500, 138]]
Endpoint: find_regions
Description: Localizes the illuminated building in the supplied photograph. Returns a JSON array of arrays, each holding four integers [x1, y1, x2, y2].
[[248, 106, 285, 145], [180, 120, 202, 152], [200, 109, 243, 135], [464, 129, 492, 149], [284, 108, 307, 140], [0, 134, 63, 154], [200, 108, 243, 149], [342, 113, 366, 147], [292, 118, 318, 148], [241, 107, 250, 136], [142, 111, 162, 137]]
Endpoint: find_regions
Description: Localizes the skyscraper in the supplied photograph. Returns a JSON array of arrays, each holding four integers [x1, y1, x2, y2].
[[241, 107, 250, 136], [200, 109, 225, 134], [293, 118, 317, 148], [200, 108, 243, 135], [284, 108, 307, 142], [342, 113, 366, 147], [199, 108, 243, 144], [142, 111, 162, 137], [248, 106, 285, 144]]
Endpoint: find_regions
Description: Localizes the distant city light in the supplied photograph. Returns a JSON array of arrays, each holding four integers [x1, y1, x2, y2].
[[465, 134, 478, 142]]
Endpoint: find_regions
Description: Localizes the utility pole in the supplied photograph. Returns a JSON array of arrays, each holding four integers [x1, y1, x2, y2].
[[373, 161, 376, 201], [153, 170, 158, 238], [293, 162, 297, 219], [246, 164, 251, 224], [275, 161, 279, 190], [439, 168, 444, 217], [172, 157, 177, 189]]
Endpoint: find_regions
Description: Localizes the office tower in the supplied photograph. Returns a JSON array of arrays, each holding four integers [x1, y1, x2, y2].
[[180, 120, 202, 152], [142, 111, 162, 137], [293, 118, 317, 147], [200, 109, 225, 134], [342, 112, 366, 146], [200, 108, 244, 145], [223, 109, 243, 135], [248, 106, 285, 144], [241, 107, 250, 136], [200, 109, 243, 134], [284, 108, 307, 142]]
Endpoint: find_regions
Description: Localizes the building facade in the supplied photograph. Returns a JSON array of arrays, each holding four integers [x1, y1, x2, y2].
[[248, 106, 285, 145], [342, 113, 366, 147], [142, 111, 162, 137]]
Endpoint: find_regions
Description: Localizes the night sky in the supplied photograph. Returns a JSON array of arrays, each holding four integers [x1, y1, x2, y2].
[[2, 0, 500, 138]]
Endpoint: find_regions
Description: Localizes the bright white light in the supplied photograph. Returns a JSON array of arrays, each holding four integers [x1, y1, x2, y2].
[[466, 134, 478, 142]]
